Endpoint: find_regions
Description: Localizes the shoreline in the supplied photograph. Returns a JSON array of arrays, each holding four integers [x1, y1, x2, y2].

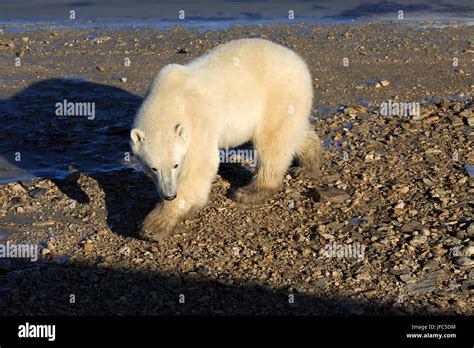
[[1, 17, 474, 34]]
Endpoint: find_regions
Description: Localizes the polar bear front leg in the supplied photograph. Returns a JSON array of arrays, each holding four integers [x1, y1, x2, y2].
[[139, 202, 180, 242], [139, 151, 219, 242]]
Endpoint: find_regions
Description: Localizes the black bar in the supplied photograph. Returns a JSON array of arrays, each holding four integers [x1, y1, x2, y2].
[[0, 315, 472, 346]]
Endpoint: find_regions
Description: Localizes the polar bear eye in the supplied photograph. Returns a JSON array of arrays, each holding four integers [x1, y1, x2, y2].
[[173, 164, 179, 169], [151, 167, 158, 172]]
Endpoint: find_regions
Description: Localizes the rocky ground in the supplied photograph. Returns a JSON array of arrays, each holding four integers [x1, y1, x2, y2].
[[0, 22, 473, 315]]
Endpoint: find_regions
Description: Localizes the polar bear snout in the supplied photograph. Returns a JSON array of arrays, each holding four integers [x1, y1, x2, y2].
[[156, 169, 178, 201], [157, 182, 177, 201], [156, 177, 178, 201]]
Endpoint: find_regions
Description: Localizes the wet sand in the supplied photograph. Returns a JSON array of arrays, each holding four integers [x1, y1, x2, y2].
[[0, 22, 473, 315]]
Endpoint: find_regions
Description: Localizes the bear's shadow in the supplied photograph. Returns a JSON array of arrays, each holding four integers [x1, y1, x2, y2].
[[0, 78, 254, 238]]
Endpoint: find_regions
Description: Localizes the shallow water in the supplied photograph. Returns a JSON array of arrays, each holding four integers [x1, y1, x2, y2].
[[0, 0, 473, 32]]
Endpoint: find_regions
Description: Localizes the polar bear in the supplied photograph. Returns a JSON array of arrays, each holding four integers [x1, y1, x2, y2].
[[131, 38, 322, 241]]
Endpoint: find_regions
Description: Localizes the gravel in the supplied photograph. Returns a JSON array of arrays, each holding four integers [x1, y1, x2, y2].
[[0, 22, 472, 315]]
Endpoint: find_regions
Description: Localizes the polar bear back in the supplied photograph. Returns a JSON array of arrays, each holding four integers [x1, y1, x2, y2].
[[188, 38, 312, 101], [186, 38, 313, 147], [135, 38, 313, 150]]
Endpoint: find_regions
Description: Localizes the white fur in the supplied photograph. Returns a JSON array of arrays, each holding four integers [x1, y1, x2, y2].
[[131, 38, 317, 241]]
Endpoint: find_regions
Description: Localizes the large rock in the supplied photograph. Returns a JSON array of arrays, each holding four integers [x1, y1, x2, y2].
[[313, 187, 350, 203]]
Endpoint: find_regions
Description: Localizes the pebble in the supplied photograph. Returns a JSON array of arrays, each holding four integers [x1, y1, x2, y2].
[[351, 231, 364, 241], [320, 233, 334, 240], [32, 220, 55, 227], [28, 187, 48, 199], [10, 183, 25, 194], [430, 244, 447, 256], [425, 148, 442, 155], [364, 153, 375, 162], [460, 245, 474, 257], [454, 257, 474, 267], [459, 109, 473, 118], [425, 269, 448, 281], [450, 116, 464, 127], [401, 222, 424, 233], [348, 217, 368, 225], [405, 279, 436, 294], [467, 223, 474, 237], [344, 107, 359, 117], [409, 235, 427, 246], [422, 178, 435, 187], [8, 196, 23, 209], [119, 246, 131, 256], [423, 259, 439, 271], [394, 200, 405, 210], [422, 115, 439, 123], [465, 165, 474, 177], [355, 272, 371, 281], [96, 262, 108, 269], [314, 187, 350, 204], [310, 278, 327, 288], [399, 274, 414, 283], [91, 36, 111, 44]]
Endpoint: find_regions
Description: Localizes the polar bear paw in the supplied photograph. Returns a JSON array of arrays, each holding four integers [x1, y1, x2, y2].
[[139, 209, 176, 242]]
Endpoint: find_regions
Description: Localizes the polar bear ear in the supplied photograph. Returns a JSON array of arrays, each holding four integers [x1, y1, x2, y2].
[[175, 123, 188, 141], [131, 128, 145, 145]]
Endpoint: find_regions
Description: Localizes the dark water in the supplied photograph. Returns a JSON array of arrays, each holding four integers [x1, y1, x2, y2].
[[0, 0, 473, 31]]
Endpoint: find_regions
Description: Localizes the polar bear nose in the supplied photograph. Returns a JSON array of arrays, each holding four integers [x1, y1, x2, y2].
[[164, 194, 177, 201]]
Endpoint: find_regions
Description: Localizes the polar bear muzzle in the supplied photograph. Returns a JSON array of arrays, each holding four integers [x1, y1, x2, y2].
[[156, 168, 178, 201]]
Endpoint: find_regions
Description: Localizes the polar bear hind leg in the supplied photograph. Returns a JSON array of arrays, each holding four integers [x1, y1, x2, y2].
[[233, 101, 305, 204], [291, 127, 322, 179]]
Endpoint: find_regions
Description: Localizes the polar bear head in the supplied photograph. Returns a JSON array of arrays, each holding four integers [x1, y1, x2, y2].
[[130, 64, 197, 201], [130, 123, 190, 201]]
